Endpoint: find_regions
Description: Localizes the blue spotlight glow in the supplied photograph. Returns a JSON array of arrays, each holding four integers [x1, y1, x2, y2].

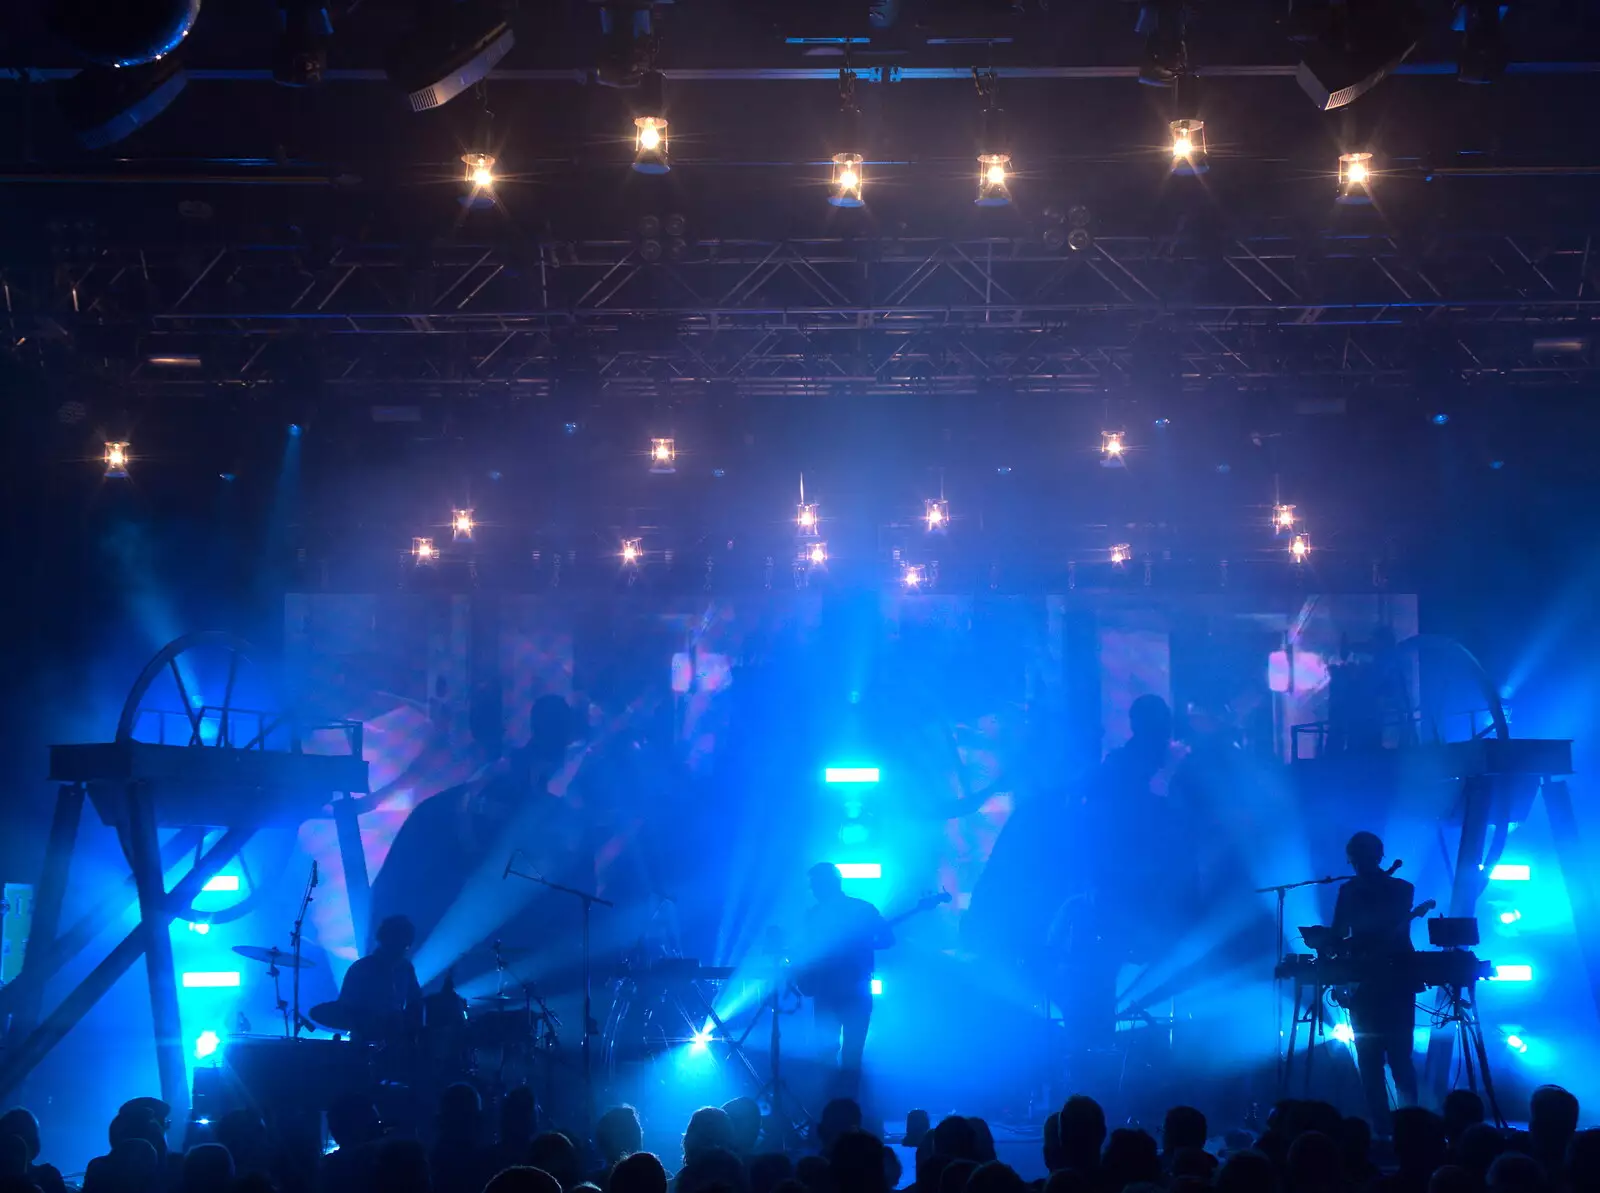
[[193, 1030, 222, 1059], [287, 423, 303, 438], [1500, 910, 1523, 925], [839, 824, 869, 846], [1489, 864, 1531, 881], [836, 863, 882, 880], [825, 767, 880, 784], [690, 1019, 716, 1052], [1507, 1034, 1529, 1053], [1491, 965, 1533, 983], [202, 875, 241, 892], [187, 921, 212, 935], [1331, 1022, 1355, 1044], [182, 971, 242, 989], [870, 978, 883, 996], [1431, 412, 1450, 426]]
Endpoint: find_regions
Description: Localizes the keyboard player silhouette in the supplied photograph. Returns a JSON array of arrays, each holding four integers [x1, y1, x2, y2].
[[1328, 831, 1420, 1132]]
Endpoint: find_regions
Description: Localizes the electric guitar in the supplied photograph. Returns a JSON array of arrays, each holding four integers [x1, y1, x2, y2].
[[794, 889, 952, 998]]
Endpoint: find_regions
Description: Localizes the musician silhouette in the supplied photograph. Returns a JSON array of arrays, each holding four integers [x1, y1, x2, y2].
[[801, 862, 894, 1097], [1332, 831, 1419, 1130]]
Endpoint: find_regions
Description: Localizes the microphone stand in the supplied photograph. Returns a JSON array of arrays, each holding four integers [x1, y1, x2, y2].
[[291, 861, 317, 1040], [1255, 873, 1339, 1094], [505, 855, 613, 1128]]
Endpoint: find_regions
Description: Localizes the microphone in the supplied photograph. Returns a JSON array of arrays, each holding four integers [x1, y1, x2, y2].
[[1385, 859, 1404, 876], [311, 860, 319, 888], [502, 850, 517, 880]]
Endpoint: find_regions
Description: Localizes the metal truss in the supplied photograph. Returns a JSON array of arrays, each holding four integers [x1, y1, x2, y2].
[[9, 226, 1600, 396]]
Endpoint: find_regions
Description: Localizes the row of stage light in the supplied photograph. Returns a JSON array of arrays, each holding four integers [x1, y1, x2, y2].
[[100, 435, 1315, 580], [453, 68, 1378, 210]]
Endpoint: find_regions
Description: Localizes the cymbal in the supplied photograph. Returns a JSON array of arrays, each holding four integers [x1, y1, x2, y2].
[[232, 945, 316, 970], [469, 993, 526, 1005], [307, 1001, 362, 1032]]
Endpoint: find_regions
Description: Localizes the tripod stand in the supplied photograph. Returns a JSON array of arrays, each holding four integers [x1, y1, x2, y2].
[[1430, 980, 1505, 1127], [733, 946, 810, 1148]]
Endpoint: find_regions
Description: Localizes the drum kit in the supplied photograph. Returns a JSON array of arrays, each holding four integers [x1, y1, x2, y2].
[[224, 939, 565, 1107]]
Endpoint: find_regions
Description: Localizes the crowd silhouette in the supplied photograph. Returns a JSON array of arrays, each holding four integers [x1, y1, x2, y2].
[[0, 1084, 1594, 1193]]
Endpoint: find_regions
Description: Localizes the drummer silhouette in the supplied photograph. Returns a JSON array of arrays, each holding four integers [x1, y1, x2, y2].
[[336, 915, 425, 1043]]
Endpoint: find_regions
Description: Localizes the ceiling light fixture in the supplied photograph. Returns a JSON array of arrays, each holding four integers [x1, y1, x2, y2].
[[1295, 0, 1421, 110], [829, 67, 865, 208], [633, 70, 670, 175], [387, 0, 514, 113], [1336, 151, 1374, 204], [973, 67, 1012, 208]]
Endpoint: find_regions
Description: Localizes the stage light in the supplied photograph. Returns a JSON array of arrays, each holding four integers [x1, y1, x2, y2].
[[1296, 0, 1421, 110], [1169, 119, 1208, 175], [60, 59, 189, 149], [1500, 909, 1523, 925], [621, 537, 642, 565], [1290, 533, 1312, 562], [870, 978, 883, 996], [452, 509, 475, 542], [974, 69, 1012, 207], [287, 423, 303, 438], [1336, 151, 1374, 204], [1110, 544, 1132, 566], [1431, 412, 1450, 426], [202, 875, 240, 893], [187, 921, 211, 935], [632, 71, 670, 175], [1274, 504, 1297, 533], [650, 437, 677, 473], [902, 564, 926, 589], [840, 824, 869, 846], [1490, 864, 1530, 881], [193, 1030, 222, 1060], [1331, 1022, 1355, 1044], [690, 1019, 715, 1051], [182, 972, 242, 989], [1506, 1034, 1528, 1053], [825, 767, 880, 784], [273, 0, 332, 87], [924, 499, 949, 532], [462, 152, 496, 192], [412, 537, 437, 564], [1491, 964, 1532, 983], [1136, 0, 1188, 86], [104, 441, 130, 478], [797, 502, 819, 534], [807, 542, 828, 567], [45, 0, 201, 67], [830, 153, 865, 208], [837, 863, 882, 879], [386, 0, 514, 112], [1101, 430, 1127, 462]]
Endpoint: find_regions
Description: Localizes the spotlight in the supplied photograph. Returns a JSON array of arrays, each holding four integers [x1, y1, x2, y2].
[[1500, 909, 1522, 925], [649, 437, 677, 473], [193, 1030, 222, 1060], [829, 67, 865, 208], [807, 542, 828, 567], [621, 537, 642, 565], [1331, 1022, 1355, 1044], [1101, 430, 1127, 464], [924, 499, 949, 532], [412, 537, 437, 564], [1295, 0, 1421, 110], [1273, 503, 1297, 533], [1290, 533, 1312, 562], [870, 978, 883, 996], [902, 564, 926, 589], [1169, 119, 1208, 176], [1136, 0, 1188, 87], [187, 921, 211, 934], [830, 154, 865, 208], [1456, 0, 1508, 84], [1336, 151, 1374, 204], [690, 1019, 715, 1050], [1506, 1033, 1528, 1053], [797, 502, 819, 535], [1110, 543, 1132, 566], [59, 59, 188, 149], [104, 441, 130, 478], [386, 0, 514, 112], [973, 69, 1012, 208], [1492, 964, 1532, 982], [632, 71, 670, 175], [462, 152, 497, 192], [1431, 411, 1450, 426], [287, 423, 303, 438], [273, 0, 332, 87], [451, 509, 474, 542]]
